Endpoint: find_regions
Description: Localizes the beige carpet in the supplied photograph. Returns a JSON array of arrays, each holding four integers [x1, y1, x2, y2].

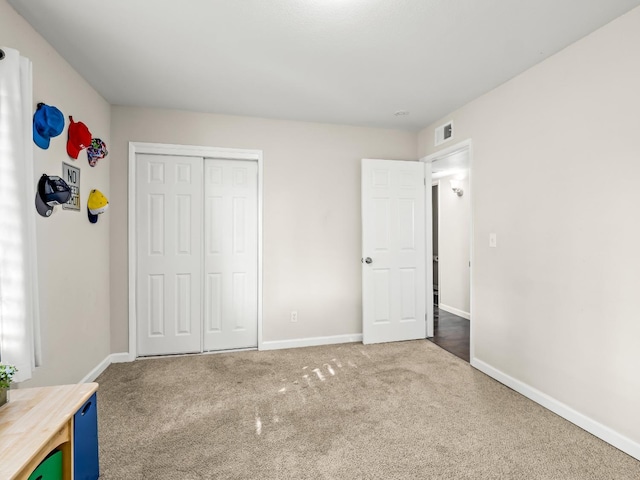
[[96, 341, 640, 479]]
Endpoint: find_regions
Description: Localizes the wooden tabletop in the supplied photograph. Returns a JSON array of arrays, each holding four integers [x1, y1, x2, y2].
[[0, 383, 98, 480]]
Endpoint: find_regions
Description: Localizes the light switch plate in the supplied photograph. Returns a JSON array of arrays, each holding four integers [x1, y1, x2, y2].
[[489, 233, 497, 248]]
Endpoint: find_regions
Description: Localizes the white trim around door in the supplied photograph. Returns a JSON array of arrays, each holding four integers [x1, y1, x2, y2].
[[430, 179, 441, 336], [128, 142, 264, 360], [421, 139, 474, 359]]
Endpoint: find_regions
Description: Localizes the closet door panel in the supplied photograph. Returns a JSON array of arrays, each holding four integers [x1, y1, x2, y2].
[[136, 154, 203, 356], [203, 159, 258, 351]]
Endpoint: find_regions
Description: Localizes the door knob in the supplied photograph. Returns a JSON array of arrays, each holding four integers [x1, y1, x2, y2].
[[364, 257, 373, 264]]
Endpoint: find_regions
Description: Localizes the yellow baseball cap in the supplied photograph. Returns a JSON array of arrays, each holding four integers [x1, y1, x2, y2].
[[87, 189, 109, 223]]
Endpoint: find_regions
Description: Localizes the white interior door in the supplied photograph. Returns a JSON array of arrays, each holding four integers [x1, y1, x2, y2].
[[136, 153, 203, 356], [203, 159, 258, 351], [361, 159, 431, 344]]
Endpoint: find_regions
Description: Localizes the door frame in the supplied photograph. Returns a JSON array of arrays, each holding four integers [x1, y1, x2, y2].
[[127, 142, 264, 360], [421, 139, 474, 360], [431, 180, 441, 315]]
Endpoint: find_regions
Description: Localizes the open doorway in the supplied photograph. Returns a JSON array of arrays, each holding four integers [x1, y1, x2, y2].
[[425, 144, 471, 362]]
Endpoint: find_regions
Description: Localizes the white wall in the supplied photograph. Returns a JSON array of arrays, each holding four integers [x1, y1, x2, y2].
[[110, 107, 417, 352], [2, 0, 111, 386], [419, 7, 640, 448], [437, 173, 470, 317]]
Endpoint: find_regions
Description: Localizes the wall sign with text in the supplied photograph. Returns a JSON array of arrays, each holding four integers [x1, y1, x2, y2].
[[62, 162, 80, 211]]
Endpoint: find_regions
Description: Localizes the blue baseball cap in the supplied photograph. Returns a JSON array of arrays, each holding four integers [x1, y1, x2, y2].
[[33, 103, 65, 149]]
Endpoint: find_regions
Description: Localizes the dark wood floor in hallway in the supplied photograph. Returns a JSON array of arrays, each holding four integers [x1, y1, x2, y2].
[[427, 307, 470, 362]]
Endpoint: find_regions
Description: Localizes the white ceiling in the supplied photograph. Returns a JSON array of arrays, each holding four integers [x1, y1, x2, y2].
[[9, 0, 640, 130]]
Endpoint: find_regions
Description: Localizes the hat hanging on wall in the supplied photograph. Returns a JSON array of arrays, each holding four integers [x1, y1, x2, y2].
[[87, 189, 109, 223], [35, 174, 72, 217], [67, 116, 92, 159], [33, 103, 65, 149], [87, 138, 108, 167]]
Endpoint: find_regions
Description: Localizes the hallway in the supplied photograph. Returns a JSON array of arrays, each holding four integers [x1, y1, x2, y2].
[[428, 307, 470, 362]]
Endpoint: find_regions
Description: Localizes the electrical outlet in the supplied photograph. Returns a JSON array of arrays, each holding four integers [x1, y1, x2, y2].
[[290, 311, 298, 323]]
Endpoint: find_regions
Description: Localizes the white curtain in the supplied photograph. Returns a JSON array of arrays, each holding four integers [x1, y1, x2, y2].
[[0, 46, 41, 383]]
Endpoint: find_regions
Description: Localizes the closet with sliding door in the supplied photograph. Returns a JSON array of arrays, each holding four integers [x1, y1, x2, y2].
[[133, 149, 259, 356]]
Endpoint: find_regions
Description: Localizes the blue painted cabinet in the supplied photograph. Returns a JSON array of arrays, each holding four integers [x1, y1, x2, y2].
[[73, 393, 99, 480]]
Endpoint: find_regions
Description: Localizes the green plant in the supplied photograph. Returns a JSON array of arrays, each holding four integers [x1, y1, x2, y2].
[[0, 364, 17, 389]]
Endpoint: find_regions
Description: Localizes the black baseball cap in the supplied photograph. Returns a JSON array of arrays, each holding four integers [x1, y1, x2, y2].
[[35, 174, 71, 217]]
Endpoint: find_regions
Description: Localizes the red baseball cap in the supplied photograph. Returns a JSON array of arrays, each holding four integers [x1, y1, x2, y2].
[[67, 116, 92, 159]]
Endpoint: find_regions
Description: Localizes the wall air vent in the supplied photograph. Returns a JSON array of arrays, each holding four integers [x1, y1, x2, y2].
[[435, 121, 454, 146]]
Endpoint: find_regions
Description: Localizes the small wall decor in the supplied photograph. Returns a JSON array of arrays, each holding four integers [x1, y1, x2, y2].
[[87, 138, 108, 167], [35, 174, 71, 217], [87, 189, 109, 223], [33, 103, 65, 149], [61, 162, 80, 211], [67, 116, 92, 159]]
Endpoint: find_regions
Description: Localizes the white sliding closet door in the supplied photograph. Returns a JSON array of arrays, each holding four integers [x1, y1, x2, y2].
[[203, 159, 258, 351], [136, 154, 203, 356]]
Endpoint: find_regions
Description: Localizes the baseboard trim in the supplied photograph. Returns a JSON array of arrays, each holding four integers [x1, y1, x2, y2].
[[79, 352, 132, 383], [110, 352, 132, 363], [471, 357, 640, 461], [438, 303, 470, 320], [79, 354, 112, 383], [260, 334, 363, 351]]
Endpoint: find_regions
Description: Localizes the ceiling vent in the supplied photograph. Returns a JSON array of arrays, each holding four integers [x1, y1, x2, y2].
[[435, 121, 454, 146]]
